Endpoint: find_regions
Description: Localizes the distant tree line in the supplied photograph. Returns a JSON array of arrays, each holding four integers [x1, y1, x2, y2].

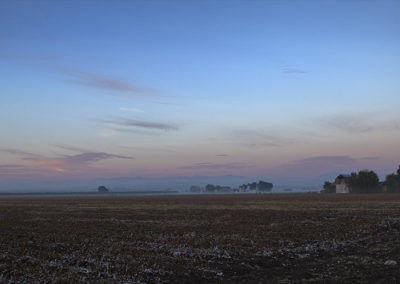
[[239, 181, 273, 192], [191, 180, 273, 193], [205, 184, 232, 193], [348, 170, 379, 193], [322, 165, 400, 194]]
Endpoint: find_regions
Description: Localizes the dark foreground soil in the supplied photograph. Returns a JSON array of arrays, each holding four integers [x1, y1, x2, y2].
[[1, 194, 400, 283]]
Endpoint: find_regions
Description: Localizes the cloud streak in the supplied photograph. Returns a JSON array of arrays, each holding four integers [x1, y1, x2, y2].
[[57, 69, 181, 105], [23, 152, 132, 173], [179, 162, 247, 170], [280, 62, 307, 74], [60, 70, 153, 95], [231, 130, 293, 148], [282, 66, 307, 74], [320, 113, 400, 134], [52, 144, 91, 153], [321, 115, 373, 133], [99, 117, 179, 132], [0, 147, 132, 174], [362, 156, 380, 160], [298, 155, 356, 164], [0, 147, 43, 158], [120, 107, 145, 113]]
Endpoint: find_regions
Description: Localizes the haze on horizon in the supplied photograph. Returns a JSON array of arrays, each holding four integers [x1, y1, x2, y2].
[[1, 1, 399, 191]]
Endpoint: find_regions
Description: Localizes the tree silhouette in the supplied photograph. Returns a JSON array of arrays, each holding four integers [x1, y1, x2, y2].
[[257, 180, 273, 192], [348, 170, 379, 193], [98, 185, 109, 192], [386, 174, 400, 193], [205, 184, 215, 193], [248, 182, 257, 190]]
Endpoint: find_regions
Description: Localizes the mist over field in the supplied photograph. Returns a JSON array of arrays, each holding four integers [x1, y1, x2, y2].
[[0, 175, 328, 193]]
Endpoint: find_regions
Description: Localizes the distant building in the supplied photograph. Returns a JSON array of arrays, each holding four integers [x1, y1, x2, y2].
[[334, 175, 350, 194], [238, 185, 247, 192]]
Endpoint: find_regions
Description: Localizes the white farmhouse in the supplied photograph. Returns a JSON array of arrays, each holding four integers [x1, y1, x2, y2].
[[334, 175, 350, 194]]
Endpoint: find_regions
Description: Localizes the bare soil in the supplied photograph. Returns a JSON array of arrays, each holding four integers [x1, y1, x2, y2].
[[1, 194, 400, 283]]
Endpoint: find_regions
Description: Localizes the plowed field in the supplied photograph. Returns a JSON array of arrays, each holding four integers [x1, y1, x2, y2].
[[1, 194, 400, 283]]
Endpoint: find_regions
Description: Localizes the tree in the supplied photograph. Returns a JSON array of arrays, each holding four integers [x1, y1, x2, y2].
[[397, 165, 400, 177], [358, 170, 379, 192], [385, 174, 400, 193], [205, 184, 215, 193], [98, 185, 109, 192], [348, 170, 380, 193], [323, 181, 332, 189], [321, 181, 335, 194], [248, 182, 257, 190], [257, 180, 273, 192]]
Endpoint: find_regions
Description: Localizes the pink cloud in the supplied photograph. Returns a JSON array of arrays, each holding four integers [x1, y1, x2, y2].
[[23, 152, 132, 173], [0, 147, 132, 178]]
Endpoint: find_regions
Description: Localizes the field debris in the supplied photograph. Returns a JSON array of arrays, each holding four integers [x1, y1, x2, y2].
[[384, 260, 397, 266]]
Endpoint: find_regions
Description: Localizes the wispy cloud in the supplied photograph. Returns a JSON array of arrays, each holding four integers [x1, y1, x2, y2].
[[231, 130, 293, 148], [23, 152, 132, 173], [52, 144, 91, 153], [282, 64, 307, 74], [320, 113, 400, 134], [57, 69, 181, 105], [60, 70, 153, 95], [1, 147, 132, 174], [179, 162, 247, 170], [99, 117, 179, 132], [321, 114, 374, 133], [0, 147, 43, 158], [216, 154, 228, 157], [101, 127, 160, 136], [362, 156, 380, 160], [117, 145, 177, 153], [120, 107, 145, 113], [298, 156, 356, 164]]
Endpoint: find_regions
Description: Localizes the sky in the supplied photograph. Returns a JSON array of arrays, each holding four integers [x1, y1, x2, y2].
[[1, 0, 399, 190]]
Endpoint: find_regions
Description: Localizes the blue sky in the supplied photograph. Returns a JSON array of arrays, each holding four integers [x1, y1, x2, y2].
[[1, 1, 399, 188]]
